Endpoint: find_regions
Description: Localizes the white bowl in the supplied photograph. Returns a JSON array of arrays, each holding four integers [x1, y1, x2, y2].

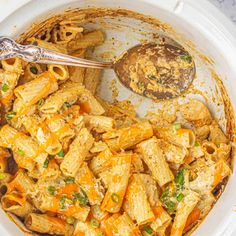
[[0, 1, 236, 236]]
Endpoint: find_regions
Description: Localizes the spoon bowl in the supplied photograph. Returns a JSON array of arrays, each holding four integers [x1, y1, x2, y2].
[[113, 43, 195, 99]]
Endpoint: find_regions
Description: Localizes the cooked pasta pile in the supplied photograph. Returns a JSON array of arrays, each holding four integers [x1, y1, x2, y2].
[[0, 20, 232, 236]]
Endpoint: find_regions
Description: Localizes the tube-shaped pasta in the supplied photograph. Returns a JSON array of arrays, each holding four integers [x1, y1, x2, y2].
[[59, 25, 83, 42], [0, 125, 47, 169], [111, 212, 141, 236], [76, 162, 104, 205], [84, 115, 115, 133], [1, 192, 33, 218], [78, 89, 105, 115], [8, 169, 35, 194], [14, 71, 58, 107], [138, 174, 160, 207], [170, 190, 199, 236], [103, 121, 153, 150], [91, 204, 109, 221], [90, 148, 113, 175], [27, 37, 68, 54], [48, 64, 69, 81], [0, 70, 20, 110], [68, 50, 86, 83], [23, 63, 44, 82], [150, 204, 172, 233], [189, 159, 231, 193], [0, 147, 10, 172], [156, 139, 188, 165], [25, 213, 74, 235], [209, 121, 228, 145], [194, 125, 210, 141], [180, 100, 212, 127], [0, 125, 47, 165], [155, 126, 195, 148], [202, 141, 218, 160], [101, 153, 132, 213], [22, 115, 62, 155], [1, 58, 22, 74], [137, 137, 174, 187], [123, 174, 154, 225], [60, 128, 94, 176], [217, 143, 231, 161], [68, 30, 105, 50], [40, 82, 84, 113], [46, 114, 75, 143], [74, 221, 102, 236], [84, 68, 101, 94]]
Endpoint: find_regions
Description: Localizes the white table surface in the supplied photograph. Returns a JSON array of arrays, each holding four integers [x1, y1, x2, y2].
[[210, 0, 236, 23]]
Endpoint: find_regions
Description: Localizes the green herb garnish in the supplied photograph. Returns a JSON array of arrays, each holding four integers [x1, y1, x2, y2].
[[48, 186, 56, 195], [60, 196, 66, 209], [194, 142, 200, 147], [0, 172, 6, 180], [90, 218, 99, 228], [57, 150, 65, 157], [96, 231, 104, 236], [148, 75, 158, 81], [73, 190, 88, 206], [160, 187, 176, 213], [17, 149, 25, 156], [65, 177, 75, 184], [2, 83, 9, 92], [64, 102, 71, 108], [38, 98, 45, 108], [5, 111, 16, 120], [143, 225, 153, 235], [175, 168, 187, 192], [111, 193, 120, 203], [172, 123, 181, 130], [30, 66, 38, 74], [43, 158, 49, 168], [180, 54, 192, 63], [176, 193, 184, 202]]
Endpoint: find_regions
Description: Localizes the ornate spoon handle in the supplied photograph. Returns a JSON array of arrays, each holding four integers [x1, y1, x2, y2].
[[0, 37, 112, 69]]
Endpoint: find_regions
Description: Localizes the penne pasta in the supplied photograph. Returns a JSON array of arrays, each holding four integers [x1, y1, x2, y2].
[[156, 139, 188, 165], [103, 121, 153, 150], [180, 100, 212, 127], [155, 125, 195, 148], [112, 212, 142, 236], [1, 58, 22, 74], [123, 174, 155, 225], [170, 190, 199, 236], [68, 50, 86, 83], [83, 115, 115, 133], [14, 71, 58, 108], [48, 64, 69, 81], [40, 82, 84, 113], [101, 153, 132, 213], [84, 68, 101, 95], [25, 213, 74, 235], [68, 30, 105, 51], [60, 128, 94, 176], [0, 70, 21, 110], [1, 192, 33, 218], [23, 63, 44, 82], [22, 115, 62, 155], [76, 162, 104, 205], [137, 137, 174, 187]]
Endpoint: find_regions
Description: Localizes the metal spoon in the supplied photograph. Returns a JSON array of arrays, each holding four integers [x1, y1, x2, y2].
[[0, 37, 195, 99]]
